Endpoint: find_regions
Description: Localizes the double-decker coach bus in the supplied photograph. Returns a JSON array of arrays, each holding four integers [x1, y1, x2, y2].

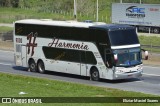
[[14, 19, 146, 81]]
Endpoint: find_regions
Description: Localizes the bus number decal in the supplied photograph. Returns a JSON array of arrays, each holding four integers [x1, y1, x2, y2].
[[16, 38, 22, 43]]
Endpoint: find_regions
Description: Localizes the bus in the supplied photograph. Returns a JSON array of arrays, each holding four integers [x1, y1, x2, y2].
[[14, 19, 147, 81]]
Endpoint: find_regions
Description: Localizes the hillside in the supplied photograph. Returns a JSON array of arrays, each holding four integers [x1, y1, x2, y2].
[[0, 0, 160, 23]]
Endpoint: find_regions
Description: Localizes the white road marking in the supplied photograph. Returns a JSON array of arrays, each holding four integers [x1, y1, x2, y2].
[[0, 62, 13, 66], [143, 73, 160, 77], [144, 65, 160, 69], [0, 50, 14, 53]]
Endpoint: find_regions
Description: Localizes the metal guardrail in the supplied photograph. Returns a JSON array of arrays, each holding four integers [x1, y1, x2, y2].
[[142, 45, 160, 49], [0, 32, 13, 41], [141, 45, 160, 54]]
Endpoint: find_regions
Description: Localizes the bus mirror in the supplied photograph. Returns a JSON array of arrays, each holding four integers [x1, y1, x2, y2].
[[114, 54, 118, 63], [144, 51, 149, 60]]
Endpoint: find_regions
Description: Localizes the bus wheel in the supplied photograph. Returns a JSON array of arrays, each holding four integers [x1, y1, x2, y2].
[[154, 28, 159, 34], [37, 60, 45, 74], [28, 59, 36, 72], [90, 68, 99, 81]]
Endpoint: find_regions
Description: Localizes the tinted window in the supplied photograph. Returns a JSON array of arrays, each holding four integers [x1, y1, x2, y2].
[[105, 49, 113, 68], [65, 49, 80, 62], [108, 29, 139, 46], [42, 47, 97, 64], [113, 48, 141, 67], [15, 23, 63, 38], [85, 52, 97, 64], [15, 23, 108, 43], [81, 51, 97, 65], [42, 47, 80, 62]]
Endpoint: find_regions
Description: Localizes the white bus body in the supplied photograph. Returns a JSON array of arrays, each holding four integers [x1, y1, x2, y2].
[[14, 19, 143, 81]]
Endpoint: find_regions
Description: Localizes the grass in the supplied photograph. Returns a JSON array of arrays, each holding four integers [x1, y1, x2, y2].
[[138, 36, 160, 46], [0, 7, 84, 23], [0, 7, 111, 23], [0, 26, 13, 33], [0, 7, 72, 23], [0, 72, 159, 106], [0, 72, 153, 97], [138, 35, 160, 53]]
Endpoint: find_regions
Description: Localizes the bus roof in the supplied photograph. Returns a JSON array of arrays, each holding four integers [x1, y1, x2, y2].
[[90, 24, 135, 31], [15, 19, 134, 31], [15, 19, 106, 28]]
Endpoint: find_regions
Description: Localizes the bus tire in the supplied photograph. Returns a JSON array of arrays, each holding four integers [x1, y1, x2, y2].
[[37, 60, 45, 74], [28, 59, 37, 72], [153, 28, 159, 34], [90, 67, 99, 81]]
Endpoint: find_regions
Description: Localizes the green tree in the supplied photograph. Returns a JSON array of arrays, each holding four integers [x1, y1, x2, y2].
[[11, 0, 19, 7]]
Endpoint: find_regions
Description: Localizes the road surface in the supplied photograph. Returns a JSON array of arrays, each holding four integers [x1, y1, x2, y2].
[[0, 50, 160, 96]]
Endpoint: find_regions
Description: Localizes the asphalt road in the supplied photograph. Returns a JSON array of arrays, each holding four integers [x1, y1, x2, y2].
[[0, 50, 160, 96]]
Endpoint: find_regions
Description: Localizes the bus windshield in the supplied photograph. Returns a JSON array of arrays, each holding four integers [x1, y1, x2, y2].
[[113, 48, 142, 67], [109, 29, 139, 46]]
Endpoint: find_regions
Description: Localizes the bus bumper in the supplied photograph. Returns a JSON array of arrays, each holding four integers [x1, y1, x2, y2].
[[113, 71, 143, 80]]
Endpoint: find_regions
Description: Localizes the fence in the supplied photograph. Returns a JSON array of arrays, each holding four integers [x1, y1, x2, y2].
[[0, 32, 13, 41], [0, 7, 111, 23], [141, 45, 160, 54]]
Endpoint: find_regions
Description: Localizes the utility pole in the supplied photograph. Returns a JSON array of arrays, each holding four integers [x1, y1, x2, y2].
[[140, 0, 142, 4], [74, 0, 77, 20], [96, 0, 98, 22]]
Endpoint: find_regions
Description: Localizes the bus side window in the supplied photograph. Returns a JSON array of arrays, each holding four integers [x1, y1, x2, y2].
[[105, 49, 113, 68], [80, 51, 97, 65]]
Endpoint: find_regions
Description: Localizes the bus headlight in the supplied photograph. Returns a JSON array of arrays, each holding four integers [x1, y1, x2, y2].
[[137, 65, 143, 71]]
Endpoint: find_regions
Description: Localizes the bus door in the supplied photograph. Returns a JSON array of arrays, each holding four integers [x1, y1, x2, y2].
[[80, 51, 87, 76], [66, 61, 81, 75], [21, 45, 27, 67], [14, 44, 22, 66], [105, 49, 113, 68], [65, 49, 81, 75]]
